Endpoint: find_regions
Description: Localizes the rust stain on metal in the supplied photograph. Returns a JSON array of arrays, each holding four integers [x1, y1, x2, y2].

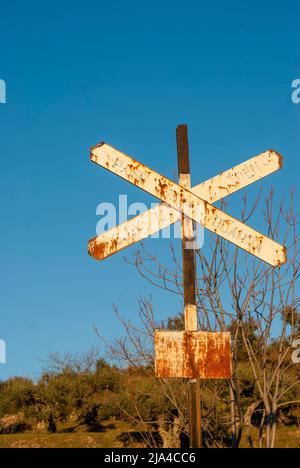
[[110, 238, 118, 253], [88, 235, 121, 260], [88, 238, 108, 260], [156, 179, 169, 200], [155, 331, 232, 379]]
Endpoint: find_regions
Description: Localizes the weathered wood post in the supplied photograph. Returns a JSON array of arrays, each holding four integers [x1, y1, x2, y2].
[[176, 124, 202, 448]]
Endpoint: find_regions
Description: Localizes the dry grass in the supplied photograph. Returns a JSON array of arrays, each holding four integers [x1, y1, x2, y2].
[[0, 422, 299, 448], [0, 420, 129, 449], [240, 425, 300, 448]]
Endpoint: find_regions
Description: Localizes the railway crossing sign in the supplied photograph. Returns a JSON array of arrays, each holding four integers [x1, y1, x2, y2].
[[89, 148, 283, 263], [88, 125, 286, 447], [89, 143, 286, 267]]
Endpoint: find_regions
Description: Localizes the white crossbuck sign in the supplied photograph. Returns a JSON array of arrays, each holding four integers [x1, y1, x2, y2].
[[88, 142, 286, 267]]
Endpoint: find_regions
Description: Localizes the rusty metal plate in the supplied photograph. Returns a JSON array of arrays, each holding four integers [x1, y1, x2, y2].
[[90, 143, 286, 266], [154, 331, 232, 379]]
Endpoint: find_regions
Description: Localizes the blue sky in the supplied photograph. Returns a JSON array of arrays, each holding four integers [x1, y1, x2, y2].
[[0, 0, 299, 379]]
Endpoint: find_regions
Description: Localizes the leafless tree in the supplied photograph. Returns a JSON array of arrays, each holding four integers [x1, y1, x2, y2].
[[44, 347, 100, 374]]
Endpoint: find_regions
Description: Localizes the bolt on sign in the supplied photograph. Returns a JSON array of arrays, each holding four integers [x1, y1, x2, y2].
[[88, 138, 286, 380]]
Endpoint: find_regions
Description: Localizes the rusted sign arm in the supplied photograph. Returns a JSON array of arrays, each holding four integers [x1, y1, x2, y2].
[[89, 150, 282, 261], [90, 143, 286, 266]]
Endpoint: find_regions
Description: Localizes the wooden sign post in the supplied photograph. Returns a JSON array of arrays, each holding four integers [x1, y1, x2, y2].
[[88, 125, 286, 448], [177, 124, 201, 448]]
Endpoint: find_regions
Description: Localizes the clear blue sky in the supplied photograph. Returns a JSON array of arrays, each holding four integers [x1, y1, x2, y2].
[[0, 0, 299, 379]]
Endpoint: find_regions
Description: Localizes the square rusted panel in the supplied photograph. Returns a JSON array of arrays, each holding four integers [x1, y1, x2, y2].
[[154, 331, 232, 379]]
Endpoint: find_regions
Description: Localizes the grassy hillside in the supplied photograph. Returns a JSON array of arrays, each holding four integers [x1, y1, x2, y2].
[[0, 420, 140, 448], [0, 423, 299, 448], [0, 420, 300, 449], [1, 353, 299, 449]]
